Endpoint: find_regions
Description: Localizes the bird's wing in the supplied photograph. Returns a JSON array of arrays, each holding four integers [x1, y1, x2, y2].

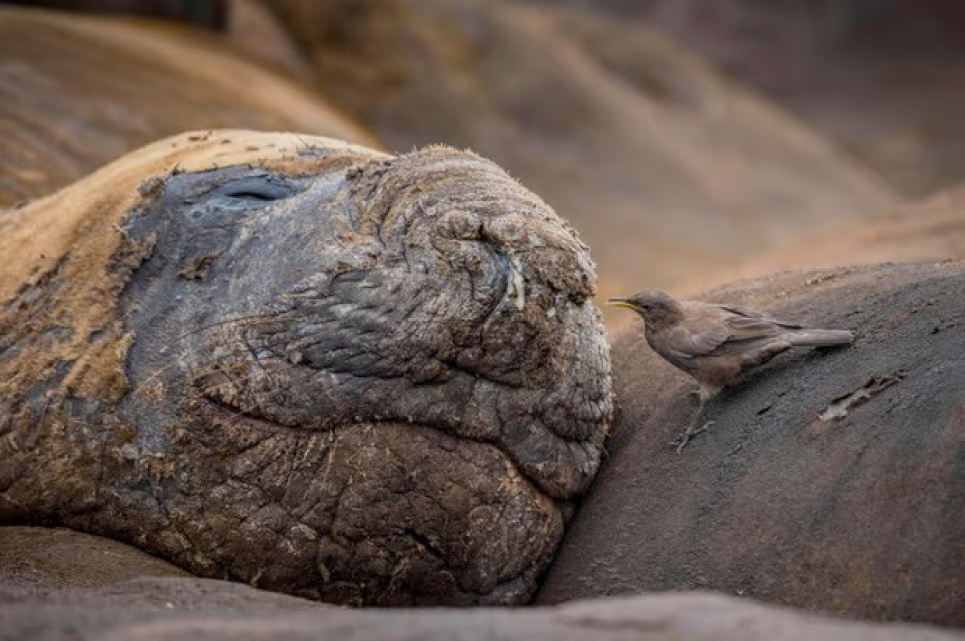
[[663, 301, 803, 365], [659, 322, 731, 363], [696, 313, 796, 358], [720, 304, 803, 330], [723, 314, 786, 338], [718, 303, 767, 319], [669, 304, 792, 361]]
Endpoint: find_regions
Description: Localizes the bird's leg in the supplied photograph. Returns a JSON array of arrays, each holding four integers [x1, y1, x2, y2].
[[669, 388, 715, 453]]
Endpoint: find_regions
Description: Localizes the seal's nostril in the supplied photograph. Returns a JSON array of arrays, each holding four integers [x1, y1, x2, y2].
[[437, 210, 483, 240]]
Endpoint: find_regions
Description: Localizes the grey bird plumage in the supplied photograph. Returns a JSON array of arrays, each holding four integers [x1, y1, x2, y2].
[[609, 289, 854, 451]]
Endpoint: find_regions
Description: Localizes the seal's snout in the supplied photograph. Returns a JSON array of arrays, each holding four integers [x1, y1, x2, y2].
[[189, 145, 612, 500], [435, 209, 484, 241]]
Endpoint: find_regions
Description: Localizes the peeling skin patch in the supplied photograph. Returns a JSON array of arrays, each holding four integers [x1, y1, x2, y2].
[[818, 372, 905, 421]]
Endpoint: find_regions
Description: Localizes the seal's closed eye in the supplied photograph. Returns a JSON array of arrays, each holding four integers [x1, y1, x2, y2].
[[211, 176, 294, 203]]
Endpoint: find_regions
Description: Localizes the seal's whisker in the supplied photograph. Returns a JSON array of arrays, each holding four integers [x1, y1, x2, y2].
[[168, 313, 283, 344], [124, 333, 286, 401], [128, 310, 463, 402], [231, 312, 472, 356], [178, 358, 293, 408]]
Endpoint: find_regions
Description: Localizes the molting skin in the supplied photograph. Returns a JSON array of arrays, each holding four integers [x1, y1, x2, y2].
[[0, 132, 612, 605]]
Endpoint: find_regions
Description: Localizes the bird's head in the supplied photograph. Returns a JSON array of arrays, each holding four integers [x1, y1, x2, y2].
[[607, 289, 684, 328]]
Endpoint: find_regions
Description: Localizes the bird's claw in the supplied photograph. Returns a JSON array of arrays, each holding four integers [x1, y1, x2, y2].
[[670, 420, 715, 453], [672, 387, 702, 403]]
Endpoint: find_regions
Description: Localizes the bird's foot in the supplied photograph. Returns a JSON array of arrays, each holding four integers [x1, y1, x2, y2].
[[672, 387, 702, 403], [669, 421, 715, 454]]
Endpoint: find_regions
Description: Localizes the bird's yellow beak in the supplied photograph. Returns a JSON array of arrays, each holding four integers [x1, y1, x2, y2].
[[606, 298, 640, 313]]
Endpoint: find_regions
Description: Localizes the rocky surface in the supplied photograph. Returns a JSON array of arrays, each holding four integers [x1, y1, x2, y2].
[[2, 527, 963, 641], [0, 131, 612, 605], [539, 262, 965, 626], [0, 7, 378, 207], [261, 0, 897, 307]]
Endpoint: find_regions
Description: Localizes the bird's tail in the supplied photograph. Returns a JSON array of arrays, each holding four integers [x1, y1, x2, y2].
[[788, 328, 854, 347]]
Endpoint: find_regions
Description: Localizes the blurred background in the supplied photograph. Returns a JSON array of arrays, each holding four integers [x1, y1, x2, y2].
[[2, 0, 963, 329]]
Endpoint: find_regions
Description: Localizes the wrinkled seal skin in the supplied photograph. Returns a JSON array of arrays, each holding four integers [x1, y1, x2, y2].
[[0, 131, 612, 606]]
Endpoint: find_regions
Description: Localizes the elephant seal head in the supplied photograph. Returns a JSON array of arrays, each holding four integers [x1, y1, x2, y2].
[[0, 131, 612, 605]]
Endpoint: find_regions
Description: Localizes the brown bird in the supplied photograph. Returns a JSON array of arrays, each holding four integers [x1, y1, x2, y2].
[[609, 289, 854, 452]]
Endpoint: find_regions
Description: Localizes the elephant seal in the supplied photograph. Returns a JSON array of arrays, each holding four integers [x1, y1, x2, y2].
[[0, 130, 612, 605]]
